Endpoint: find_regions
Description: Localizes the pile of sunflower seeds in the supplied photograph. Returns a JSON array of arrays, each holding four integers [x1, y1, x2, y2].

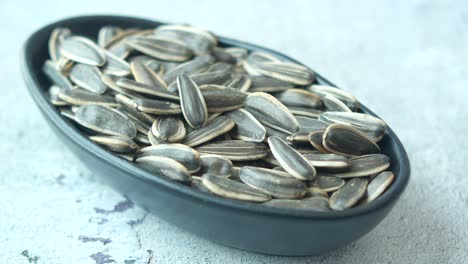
[[43, 24, 395, 212]]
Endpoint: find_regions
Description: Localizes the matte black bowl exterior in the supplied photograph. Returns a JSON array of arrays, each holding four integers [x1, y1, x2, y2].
[[21, 15, 410, 256]]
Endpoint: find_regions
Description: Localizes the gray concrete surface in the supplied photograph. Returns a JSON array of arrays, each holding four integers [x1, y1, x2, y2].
[[1, 0, 467, 263]]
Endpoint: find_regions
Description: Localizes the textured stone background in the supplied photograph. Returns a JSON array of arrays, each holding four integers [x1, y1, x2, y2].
[[1, 0, 467, 263]]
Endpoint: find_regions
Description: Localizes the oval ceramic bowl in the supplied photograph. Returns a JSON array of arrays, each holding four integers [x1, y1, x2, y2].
[[21, 15, 410, 256]]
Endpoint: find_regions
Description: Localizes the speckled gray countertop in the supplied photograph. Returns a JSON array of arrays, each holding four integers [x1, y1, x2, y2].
[[1, 1, 467, 263]]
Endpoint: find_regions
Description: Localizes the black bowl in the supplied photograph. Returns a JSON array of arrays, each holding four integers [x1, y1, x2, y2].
[[21, 15, 410, 256]]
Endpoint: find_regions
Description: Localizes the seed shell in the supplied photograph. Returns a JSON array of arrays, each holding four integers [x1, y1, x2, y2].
[[274, 89, 322, 109], [182, 115, 235, 147], [268, 136, 316, 181], [201, 174, 271, 202], [200, 85, 247, 112], [363, 171, 395, 203], [177, 73, 208, 128], [332, 154, 390, 178], [323, 124, 380, 157], [74, 104, 137, 138], [240, 166, 307, 199], [58, 88, 118, 107], [42, 60, 73, 89], [136, 144, 201, 173], [226, 108, 266, 142], [329, 178, 368, 211], [151, 116, 186, 143], [126, 36, 193, 62], [60, 36, 106, 66], [136, 156, 191, 182], [196, 140, 268, 161], [89, 135, 139, 154], [69, 64, 107, 94], [198, 154, 233, 178], [244, 92, 300, 134]]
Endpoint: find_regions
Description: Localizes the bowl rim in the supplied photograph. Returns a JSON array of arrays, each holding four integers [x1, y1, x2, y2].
[[21, 14, 411, 220]]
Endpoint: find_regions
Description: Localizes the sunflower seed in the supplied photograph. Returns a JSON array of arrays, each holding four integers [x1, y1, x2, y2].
[[74, 104, 137, 138], [98, 26, 122, 47], [322, 94, 352, 112], [274, 89, 322, 109], [134, 132, 151, 145], [69, 64, 107, 94], [319, 112, 386, 142], [48, 27, 71, 62], [89, 135, 139, 153], [244, 92, 300, 134], [308, 85, 359, 111], [129, 55, 164, 74], [148, 129, 164, 146], [224, 47, 248, 64], [135, 144, 201, 173], [196, 140, 268, 161], [129, 61, 167, 88], [309, 175, 345, 192], [102, 50, 131, 77], [150, 116, 186, 143], [323, 124, 380, 157], [308, 130, 329, 153], [253, 62, 315, 85], [263, 197, 330, 211], [199, 85, 247, 112], [116, 97, 156, 124], [133, 97, 182, 114], [126, 36, 193, 62], [240, 166, 307, 199], [244, 52, 282, 75], [105, 29, 143, 59], [154, 24, 217, 55], [296, 117, 328, 132], [268, 136, 316, 181], [306, 186, 330, 197], [136, 156, 191, 182], [124, 113, 151, 135], [191, 176, 211, 193], [177, 73, 208, 128], [49, 85, 68, 106], [167, 69, 231, 93], [226, 108, 266, 142], [58, 88, 118, 107], [163, 55, 215, 84], [226, 73, 251, 92], [206, 62, 233, 73], [332, 154, 390, 178], [212, 47, 236, 63], [289, 107, 323, 118], [264, 125, 290, 141], [198, 154, 233, 178], [329, 178, 368, 210], [101, 74, 137, 96], [363, 171, 394, 203], [302, 153, 350, 170], [116, 78, 178, 100], [60, 36, 106, 66], [201, 174, 270, 202], [42, 60, 73, 89], [286, 132, 311, 144], [249, 76, 293, 93], [182, 115, 235, 147]]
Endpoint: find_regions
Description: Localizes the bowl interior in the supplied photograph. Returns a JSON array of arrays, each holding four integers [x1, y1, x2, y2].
[[22, 15, 410, 219]]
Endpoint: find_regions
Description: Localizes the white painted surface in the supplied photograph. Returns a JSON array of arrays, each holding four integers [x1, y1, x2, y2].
[[1, 0, 467, 263]]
